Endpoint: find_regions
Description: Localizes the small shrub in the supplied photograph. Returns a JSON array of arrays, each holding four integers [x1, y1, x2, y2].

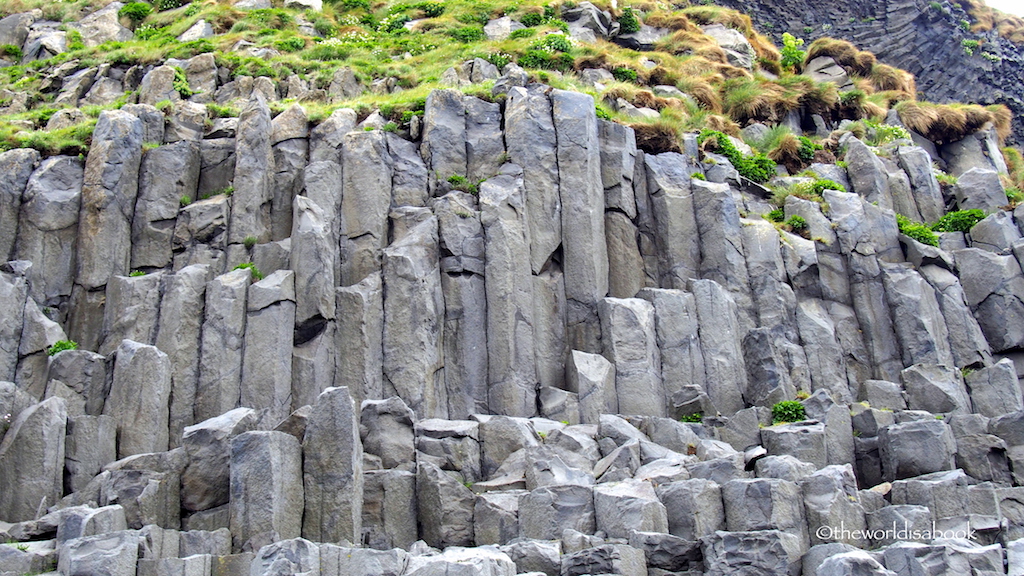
[[766, 208, 785, 222], [536, 33, 572, 52], [809, 179, 845, 195], [118, 2, 153, 24], [962, 38, 980, 56], [699, 129, 777, 183], [680, 413, 703, 423], [243, 235, 259, 249], [797, 136, 818, 163], [772, 400, 806, 424], [134, 24, 161, 40], [595, 104, 612, 120], [780, 32, 805, 70], [155, 0, 187, 10], [129, 270, 146, 277], [612, 66, 638, 83], [520, 12, 544, 27], [486, 51, 513, 69], [172, 67, 196, 98], [378, 13, 411, 33], [449, 25, 484, 42], [0, 44, 21, 60], [447, 174, 479, 194], [184, 1, 202, 17], [179, 194, 192, 206], [274, 37, 306, 52], [618, 7, 640, 34], [382, 121, 398, 132], [416, 1, 445, 17], [785, 215, 807, 231], [932, 209, 985, 232], [47, 340, 79, 356], [339, 0, 370, 9], [233, 261, 264, 281], [896, 213, 939, 246], [691, 172, 706, 181], [509, 27, 536, 39]]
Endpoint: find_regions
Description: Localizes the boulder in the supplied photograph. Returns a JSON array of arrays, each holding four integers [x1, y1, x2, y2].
[[302, 387, 363, 544], [0, 396, 66, 521], [878, 419, 956, 481], [229, 431, 303, 552]]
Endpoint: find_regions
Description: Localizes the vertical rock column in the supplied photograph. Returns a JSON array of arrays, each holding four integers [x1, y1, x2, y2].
[[196, 268, 250, 423], [103, 340, 170, 459], [553, 89, 608, 354], [228, 94, 274, 246], [230, 430, 303, 552], [599, 121, 644, 300], [421, 89, 467, 194], [339, 130, 392, 286], [505, 85, 559, 274], [98, 271, 162, 356], [269, 104, 309, 241], [692, 179, 753, 329], [0, 396, 67, 521], [0, 149, 40, 262], [70, 110, 143, 351], [131, 140, 201, 270], [599, 297, 664, 417], [644, 153, 700, 289], [302, 386, 363, 544], [335, 273, 383, 408], [382, 218, 446, 419], [433, 193, 488, 418], [14, 156, 83, 313], [690, 279, 747, 416], [291, 196, 337, 409], [155, 264, 208, 448], [480, 171, 537, 417], [637, 288, 707, 417], [240, 270, 295, 428], [0, 268, 27, 383]]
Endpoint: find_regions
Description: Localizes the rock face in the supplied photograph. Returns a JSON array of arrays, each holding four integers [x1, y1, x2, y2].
[[2, 76, 1024, 576]]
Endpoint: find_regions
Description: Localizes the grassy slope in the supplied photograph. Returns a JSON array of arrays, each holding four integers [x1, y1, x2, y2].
[[0, 0, 1019, 195]]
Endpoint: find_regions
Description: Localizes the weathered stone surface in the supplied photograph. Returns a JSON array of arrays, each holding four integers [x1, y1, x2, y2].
[[562, 544, 646, 576], [722, 478, 806, 542], [289, 195, 335, 326], [967, 358, 1023, 418], [73, 2, 132, 47], [480, 171, 536, 417], [554, 89, 608, 350], [406, 546, 516, 576], [0, 149, 38, 262], [421, 89, 466, 192], [57, 531, 138, 576], [519, 484, 595, 540], [845, 137, 892, 209], [64, 414, 117, 493], [229, 431, 303, 552], [361, 396, 415, 469], [690, 279, 746, 416], [565, 350, 616, 424], [301, 386, 362, 544], [196, 269, 250, 423], [901, 363, 971, 415], [761, 421, 828, 469], [181, 408, 258, 513], [955, 168, 1008, 213], [98, 272, 161, 356], [75, 110, 144, 290], [0, 271, 26, 383], [240, 270, 295, 427], [132, 141, 200, 269], [0, 396, 66, 521], [270, 118, 309, 241], [156, 265, 207, 448], [15, 155, 83, 304], [919, 264, 992, 367], [878, 419, 957, 481], [382, 218, 445, 419], [593, 479, 667, 538], [340, 130, 392, 286], [362, 469, 417, 551], [600, 297, 664, 416], [645, 153, 700, 288], [881, 263, 955, 368], [417, 461, 475, 547], [955, 248, 1024, 352], [335, 273, 383, 407], [104, 340, 170, 459], [505, 86, 559, 273], [796, 298, 851, 403], [702, 530, 804, 576], [228, 94, 273, 245]]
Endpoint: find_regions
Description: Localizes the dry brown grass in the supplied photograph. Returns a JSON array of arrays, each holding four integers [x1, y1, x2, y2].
[[804, 37, 877, 75], [643, 11, 699, 31], [630, 121, 682, 154], [988, 104, 1013, 141], [768, 133, 804, 173], [893, 100, 1004, 143], [869, 63, 915, 95], [962, 0, 1024, 42], [681, 5, 754, 35], [676, 76, 722, 111]]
